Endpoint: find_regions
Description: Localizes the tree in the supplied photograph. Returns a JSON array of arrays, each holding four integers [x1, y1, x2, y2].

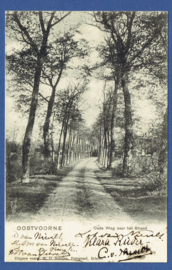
[[92, 11, 167, 176], [92, 85, 125, 169], [41, 33, 88, 157], [6, 11, 71, 181], [97, 86, 117, 168], [55, 80, 87, 167]]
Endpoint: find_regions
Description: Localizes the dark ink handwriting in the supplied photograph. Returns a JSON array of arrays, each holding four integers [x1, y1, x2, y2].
[[34, 232, 63, 241], [75, 230, 165, 249], [118, 245, 154, 262], [50, 240, 77, 252], [77, 232, 110, 247], [9, 246, 37, 257], [98, 247, 109, 259], [37, 247, 70, 261]]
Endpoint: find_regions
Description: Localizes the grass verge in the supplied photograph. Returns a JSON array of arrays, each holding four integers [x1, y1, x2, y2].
[[6, 160, 81, 221], [95, 162, 167, 224]]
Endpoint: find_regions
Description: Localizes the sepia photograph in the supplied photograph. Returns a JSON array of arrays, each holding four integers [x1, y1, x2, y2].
[[5, 11, 168, 262]]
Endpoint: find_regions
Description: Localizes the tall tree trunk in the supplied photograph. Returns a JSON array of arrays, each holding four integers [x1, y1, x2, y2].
[[103, 109, 108, 167], [60, 122, 68, 167], [73, 134, 76, 162], [98, 127, 102, 163], [22, 59, 42, 182], [102, 134, 106, 167], [98, 126, 102, 163], [158, 107, 168, 174], [43, 86, 56, 157], [107, 79, 119, 169], [76, 137, 79, 161], [107, 129, 110, 168], [51, 132, 54, 162], [43, 68, 63, 157], [50, 113, 55, 162], [121, 74, 133, 177], [56, 121, 65, 168], [67, 128, 72, 164]]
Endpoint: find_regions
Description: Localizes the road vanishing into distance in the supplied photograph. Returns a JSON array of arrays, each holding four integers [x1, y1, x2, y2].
[[35, 157, 131, 223]]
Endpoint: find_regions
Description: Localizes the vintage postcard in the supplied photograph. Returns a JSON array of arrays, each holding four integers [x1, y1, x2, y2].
[[5, 11, 168, 262]]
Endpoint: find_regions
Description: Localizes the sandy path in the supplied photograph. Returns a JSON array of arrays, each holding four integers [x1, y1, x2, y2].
[[34, 158, 131, 223]]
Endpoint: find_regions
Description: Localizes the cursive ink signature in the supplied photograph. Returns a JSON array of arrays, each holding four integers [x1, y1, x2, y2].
[[97, 245, 154, 261], [34, 232, 63, 241], [75, 229, 165, 248], [37, 247, 70, 260], [9, 246, 70, 261], [118, 245, 154, 262]]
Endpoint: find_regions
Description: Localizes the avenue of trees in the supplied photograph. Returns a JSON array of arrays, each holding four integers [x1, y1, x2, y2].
[[6, 11, 90, 182], [89, 11, 167, 177], [6, 11, 168, 185]]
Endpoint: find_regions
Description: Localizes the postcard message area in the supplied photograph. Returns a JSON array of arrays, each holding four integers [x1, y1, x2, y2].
[[5, 222, 167, 262]]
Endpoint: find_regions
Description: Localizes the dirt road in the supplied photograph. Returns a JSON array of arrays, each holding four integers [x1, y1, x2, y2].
[[35, 157, 131, 223]]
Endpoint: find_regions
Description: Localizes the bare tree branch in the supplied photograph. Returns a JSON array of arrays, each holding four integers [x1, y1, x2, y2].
[[39, 12, 45, 34], [13, 12, 38, 54], [50, 12, 71, 28]]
